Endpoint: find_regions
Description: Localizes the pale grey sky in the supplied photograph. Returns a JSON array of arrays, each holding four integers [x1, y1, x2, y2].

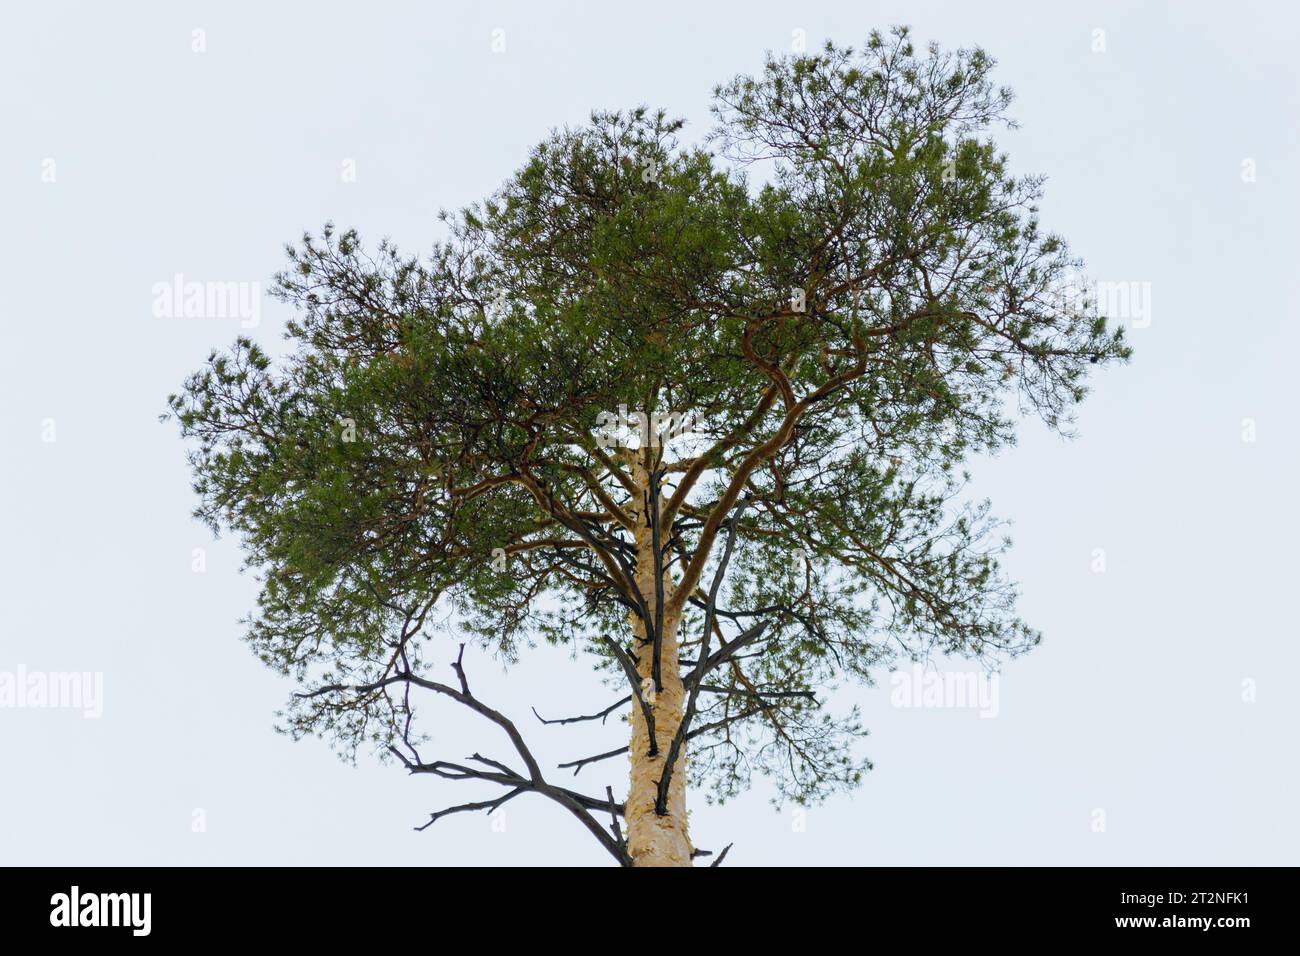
[[2, 0, 1297, 866]]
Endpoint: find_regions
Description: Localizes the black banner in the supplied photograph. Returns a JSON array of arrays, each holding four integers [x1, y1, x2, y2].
[[0, 867, 1286, 942]]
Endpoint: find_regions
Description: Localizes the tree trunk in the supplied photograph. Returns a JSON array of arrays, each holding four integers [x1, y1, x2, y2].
[[624, 461, 692, 867]]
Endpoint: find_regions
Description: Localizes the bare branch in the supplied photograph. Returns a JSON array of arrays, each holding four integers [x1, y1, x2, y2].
[[600, 634, 658, 757], [532, 696, 630, 726]]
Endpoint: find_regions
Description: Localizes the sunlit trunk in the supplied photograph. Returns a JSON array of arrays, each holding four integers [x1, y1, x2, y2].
[[624, 460, 692, 867]]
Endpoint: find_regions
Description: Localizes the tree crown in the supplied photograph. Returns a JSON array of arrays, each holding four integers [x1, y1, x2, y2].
[[168, 27, 1129, 813]]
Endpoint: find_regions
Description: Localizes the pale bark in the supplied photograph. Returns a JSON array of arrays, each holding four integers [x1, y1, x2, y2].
[[624, 459, 692, 867]]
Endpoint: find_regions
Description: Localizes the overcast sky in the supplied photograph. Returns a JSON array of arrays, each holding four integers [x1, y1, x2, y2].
[[2, 0, 1297, 866]]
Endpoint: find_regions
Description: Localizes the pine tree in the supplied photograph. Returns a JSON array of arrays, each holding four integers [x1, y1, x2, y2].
[[168, 28, 1129, 866]]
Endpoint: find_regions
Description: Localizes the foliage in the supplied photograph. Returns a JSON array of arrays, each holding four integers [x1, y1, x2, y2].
[[167, 27, 1129, 839]]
